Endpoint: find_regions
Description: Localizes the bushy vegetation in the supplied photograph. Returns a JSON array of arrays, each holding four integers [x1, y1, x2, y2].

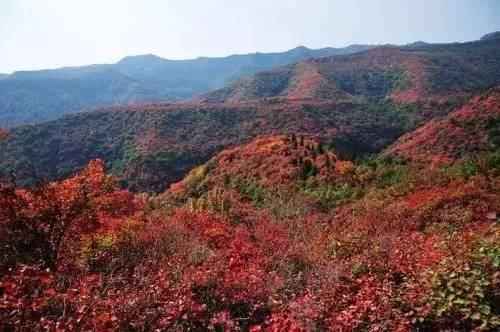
[[1, 134, 498, 330], [299, 184, 358, 210], [0, 101, 406, 193], [387, 86, 500, 163]]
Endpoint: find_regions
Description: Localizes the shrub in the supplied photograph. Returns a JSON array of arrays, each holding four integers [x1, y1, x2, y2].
[[374, 165, 406, 188], [446, 159, 480, 179], [183, 165, 209, 197], [231, 176, 268, 207], [187, 242, 212, 266], [299, 184, 358, 210], [78, 234, 118, 272], [0, 159, 110, 270], [296, 159, 318, 180], [487, 150, 500, 168], [425, 241, 500, 329]]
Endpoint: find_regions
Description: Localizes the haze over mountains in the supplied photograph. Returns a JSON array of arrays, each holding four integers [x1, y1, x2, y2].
[[2, 34, 498, 128], [0, 44, 374, 127]]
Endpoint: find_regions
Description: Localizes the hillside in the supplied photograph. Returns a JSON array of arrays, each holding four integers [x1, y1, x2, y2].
[[386, 86, 500, 163], [0, 34, 499, 193], [0, 45, 374, 127], [0, 100, 414, 193], [0, 38, 499, 332], [3, 0, 500, 328], [198, 36, 500, 104], [167, 135, 341, 197], [480, 31, 500, 41], [2, 33, 499, 128], [1, 132, 498, 330], [0, 69, 163, 127]]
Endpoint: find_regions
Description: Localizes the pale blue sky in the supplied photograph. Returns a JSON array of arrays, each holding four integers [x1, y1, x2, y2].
[[1, 0, 499, 73]]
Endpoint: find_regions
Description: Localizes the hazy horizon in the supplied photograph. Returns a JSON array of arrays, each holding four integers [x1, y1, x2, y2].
[[1, 0, 499, 74]]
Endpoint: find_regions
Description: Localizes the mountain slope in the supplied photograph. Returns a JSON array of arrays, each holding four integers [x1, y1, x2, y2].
[[385, 86, 500, 163], [198, 37, 500, 104], [0, 100, 412, 193], [3, 32, 499, 128], [0, 45, 374, 127], [1, 34, 499, 192], [167, 135, 340, 198], [2, 131, 499, 331], [480, 31, 500, 41], [0, 69, 163, 126]]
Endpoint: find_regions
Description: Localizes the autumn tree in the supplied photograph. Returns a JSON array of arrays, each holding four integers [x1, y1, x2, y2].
[[297, 158, 316, 180], [0, 159, 112, 270]]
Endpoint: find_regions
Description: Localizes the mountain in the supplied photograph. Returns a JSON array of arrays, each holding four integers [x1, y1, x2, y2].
[[1, 34, 499, 192], [1, 34, 499, 331], [0, 45, 375, 127], [0, 68, 163, 127], [385, 86, 500, 163], [405, 41, 429, 47], [113, 45, 376, 95], [167, 135, 340, 198], [0, 100, 409, 193], [198, 36, 500, 104], [3, 33, 496, 128], [480, 31, 500, 41]]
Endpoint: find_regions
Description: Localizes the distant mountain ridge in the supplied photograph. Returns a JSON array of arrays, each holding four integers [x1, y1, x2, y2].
[[2, 32, 496, 128], [198, 36, 500, 104], [480, 31, 500, 41], [0, 44, 375, 127]]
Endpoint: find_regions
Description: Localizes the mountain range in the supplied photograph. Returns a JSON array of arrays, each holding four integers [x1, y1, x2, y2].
[[4, 34, 498, 128], [198, 36, 500, 104], [0, 44, 375, 127], [0, 32, 498, 193]]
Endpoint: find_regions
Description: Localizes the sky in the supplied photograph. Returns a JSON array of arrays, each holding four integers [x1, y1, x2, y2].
[[0, 0, 499, 73]]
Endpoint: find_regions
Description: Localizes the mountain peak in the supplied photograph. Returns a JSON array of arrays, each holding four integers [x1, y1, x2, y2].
[[480, 31, 500, 41], [288, 45, 311, 53], [117, 54, 167, 65], [405, 41, 429, 47]]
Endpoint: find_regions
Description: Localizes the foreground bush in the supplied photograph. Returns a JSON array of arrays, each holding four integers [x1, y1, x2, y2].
[[0, 148, 499, 330]]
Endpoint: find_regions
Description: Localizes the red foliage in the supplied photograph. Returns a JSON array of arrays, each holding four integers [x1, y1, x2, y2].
[[388, 86, 500, 163], [0, 138, 498, 330]]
